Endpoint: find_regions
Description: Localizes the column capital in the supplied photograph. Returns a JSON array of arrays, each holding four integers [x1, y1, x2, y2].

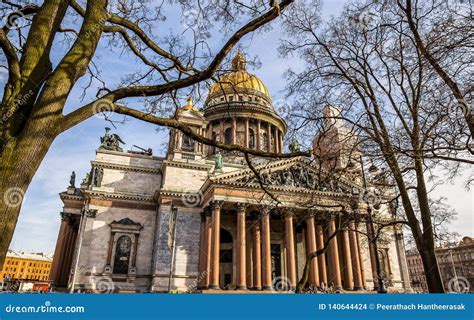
[[209, 200, 224, 210], [60, 212, 72, 222], [315, 215, 328, 224], [326, 211, 341, 221], [236, 202, 248, 213], [304, 210, 317, 219], [283, 210, 295, 219], [261, 206, 271, 216]]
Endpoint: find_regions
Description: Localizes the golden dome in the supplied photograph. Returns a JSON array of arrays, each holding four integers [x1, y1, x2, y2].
[[208, 51, 270, 98]]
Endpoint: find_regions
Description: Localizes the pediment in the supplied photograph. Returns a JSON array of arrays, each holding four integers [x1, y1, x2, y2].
[[110, 218, 143, 231], [211, 157, 358, 194], [177, 108, 206, 121]]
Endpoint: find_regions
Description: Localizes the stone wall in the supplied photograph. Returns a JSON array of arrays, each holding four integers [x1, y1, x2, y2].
[[151, 205, 201, 292]]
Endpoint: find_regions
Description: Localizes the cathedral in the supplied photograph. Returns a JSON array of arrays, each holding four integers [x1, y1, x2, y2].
[[49, 52, 412, 293]]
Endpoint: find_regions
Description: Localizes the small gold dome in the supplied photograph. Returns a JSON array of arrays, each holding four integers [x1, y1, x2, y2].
[[208, 51, 270, 98]]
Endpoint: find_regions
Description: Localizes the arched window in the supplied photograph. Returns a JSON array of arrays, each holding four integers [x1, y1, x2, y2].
[[262, 133, 268, 151], [220, 228, 233, 244], [181, 134, 195, 152], [249, 129, 255, 149], [224, 128, 233, 145], [113, 235, 132, 274]]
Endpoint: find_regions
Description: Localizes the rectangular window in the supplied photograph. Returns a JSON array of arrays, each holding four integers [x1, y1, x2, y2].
[[229, 96, 234, 102]]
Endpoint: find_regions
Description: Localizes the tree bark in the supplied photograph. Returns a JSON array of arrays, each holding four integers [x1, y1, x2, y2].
[[419, 245, 445, 292], [0, 122, 56, 267]]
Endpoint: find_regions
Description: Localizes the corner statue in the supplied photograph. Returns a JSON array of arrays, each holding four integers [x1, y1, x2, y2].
[[99, 127, 125, 152], [215, 151, 223, 171], [289, 139, 300, 153], [69, 171, 76, 188]]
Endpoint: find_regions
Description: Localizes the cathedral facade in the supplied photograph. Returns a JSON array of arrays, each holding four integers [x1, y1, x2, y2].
[[49, 53, 412, 293]]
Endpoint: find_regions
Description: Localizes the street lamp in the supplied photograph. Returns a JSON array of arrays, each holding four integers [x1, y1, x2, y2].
[[360, 156, 387, 294]]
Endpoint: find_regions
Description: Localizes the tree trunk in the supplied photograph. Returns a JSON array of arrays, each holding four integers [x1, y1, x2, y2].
[[0, 119, 57, 266], [384, 152, 445, 293], [419, 246, 445, 293]]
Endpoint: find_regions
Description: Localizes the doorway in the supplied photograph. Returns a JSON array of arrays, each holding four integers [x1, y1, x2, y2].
[[219, 228, 233, 289]]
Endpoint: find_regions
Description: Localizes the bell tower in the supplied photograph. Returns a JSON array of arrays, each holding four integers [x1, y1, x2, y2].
[[312, 105, 361, 173], [168, 97, 208, 162]]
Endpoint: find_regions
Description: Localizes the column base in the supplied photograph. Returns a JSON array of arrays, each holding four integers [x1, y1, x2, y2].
[[208, 284, 220, 290], [353, 286, 364, 291], [235, 286, 248, 290], [334, 286, 343, 290], [262, 285, 272, 291], [344, 287, 354, 291], [252, 286, 262, 291]]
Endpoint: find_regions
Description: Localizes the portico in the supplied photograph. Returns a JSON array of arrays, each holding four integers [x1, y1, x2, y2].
[[196, 159, 368, 292], [196, 201, 366, 291]]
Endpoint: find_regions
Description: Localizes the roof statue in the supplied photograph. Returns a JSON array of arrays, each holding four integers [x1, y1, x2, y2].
[[215, 151, 223, 171], [69, 171, 76, 188], [232, 50, 247, 70], [99, 127, 125, 152], [289, 139, 301, 153], [182, 96, 198, 112]]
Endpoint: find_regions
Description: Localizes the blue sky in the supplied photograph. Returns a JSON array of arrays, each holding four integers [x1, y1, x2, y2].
[[8, 0, 472, 254]]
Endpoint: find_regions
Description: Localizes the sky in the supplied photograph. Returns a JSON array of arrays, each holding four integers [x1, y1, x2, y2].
[[7, 0, 472, 254]]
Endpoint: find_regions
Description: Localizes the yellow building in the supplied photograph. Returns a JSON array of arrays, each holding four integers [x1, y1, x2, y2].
[[0, 250, 53, 282]]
